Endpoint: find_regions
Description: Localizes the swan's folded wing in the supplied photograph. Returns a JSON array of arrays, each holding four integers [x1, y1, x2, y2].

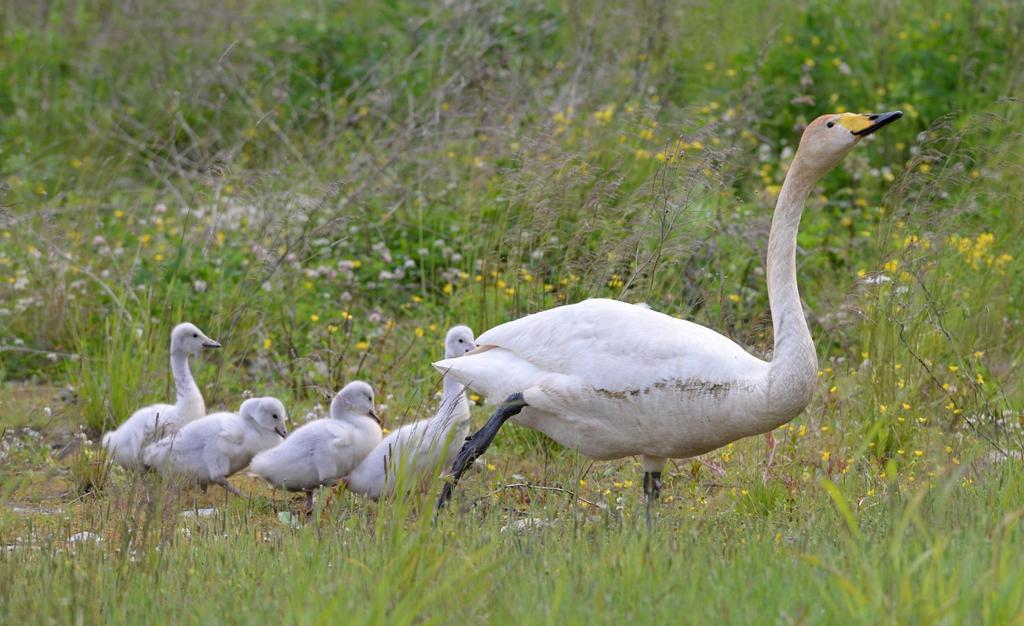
[[217, 418, 246, 451], [183, 418, 240, 478], [328, 428, 354, 452], [468, 298, 765, 392], [306, 425, 353, 483], [140, 403, 179, 438]]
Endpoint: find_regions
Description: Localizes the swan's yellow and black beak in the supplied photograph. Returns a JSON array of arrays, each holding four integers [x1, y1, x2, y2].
[[842, 111, 903, 137]]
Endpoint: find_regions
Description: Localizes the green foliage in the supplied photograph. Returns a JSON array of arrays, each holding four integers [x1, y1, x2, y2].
[[1, 0, 1023, 622], [64, 291, 174, 432]]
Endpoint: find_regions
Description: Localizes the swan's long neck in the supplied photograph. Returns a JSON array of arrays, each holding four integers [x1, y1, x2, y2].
[[442, 375, 465, 403], [171, 350, 205, 417], [764, 156, 819, 416], [437, 373, 469, 425]]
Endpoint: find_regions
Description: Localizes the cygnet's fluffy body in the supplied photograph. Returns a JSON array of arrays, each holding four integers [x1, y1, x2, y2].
[[249, 381, 381, 493], [346, 326, 475, 499], [143, 397, 288, 494], [102, 323, 221, 469]]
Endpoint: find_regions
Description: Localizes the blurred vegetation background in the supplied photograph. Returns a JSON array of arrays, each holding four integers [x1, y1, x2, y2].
[[2, 1, 1024, 624], [2, 0, 1020, 440]]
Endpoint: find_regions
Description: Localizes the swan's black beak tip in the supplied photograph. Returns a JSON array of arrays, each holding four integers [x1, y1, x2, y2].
[[854, 110, 903, 136]]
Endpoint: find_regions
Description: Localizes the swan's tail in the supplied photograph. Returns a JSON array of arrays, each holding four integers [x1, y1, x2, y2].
[[249, 449, 291, 486], [101, 426, 144, 469], [141, 438, 171, 469], [248, 452, 270, 478], [433, 347, 543, 405]]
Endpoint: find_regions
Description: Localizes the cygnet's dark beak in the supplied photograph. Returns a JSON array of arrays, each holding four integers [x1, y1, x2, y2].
[[203, 339, 222, 349], [368, 409, 381, 426], [852, 111, 903, 136], [275, 426, 288, 438]]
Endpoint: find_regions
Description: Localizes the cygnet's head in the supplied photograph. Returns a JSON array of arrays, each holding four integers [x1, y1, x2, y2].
[[241, 397, 288, 438], [171, 322, 221, 356], [330, 381, 379, 425], [796, 111, 902, 176], [444, 325, 476, 358]]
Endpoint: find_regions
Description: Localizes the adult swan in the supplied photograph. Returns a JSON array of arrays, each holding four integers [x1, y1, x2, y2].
[[435, 111, 902, 508]]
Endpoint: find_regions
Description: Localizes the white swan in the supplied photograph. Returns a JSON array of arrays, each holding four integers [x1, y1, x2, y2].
[[142, 397, 288, 495], [249, 381, 381, 509], [434, 111, 903, 506], [345, 326, 476, 499], [102, 322, 221, 469]]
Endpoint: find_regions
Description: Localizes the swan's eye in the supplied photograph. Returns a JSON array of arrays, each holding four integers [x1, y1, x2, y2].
[[458, 339, 464, 343], [272, 414, 279, 420], [826, 121, 835, 128], [192, 333, 198, 338]]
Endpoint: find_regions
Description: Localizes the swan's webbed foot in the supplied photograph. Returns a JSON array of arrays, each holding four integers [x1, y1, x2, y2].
[[436, 392, 527, 511]]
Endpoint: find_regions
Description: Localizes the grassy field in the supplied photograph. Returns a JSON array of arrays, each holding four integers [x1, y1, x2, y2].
[[2, 0, 1023, 623]]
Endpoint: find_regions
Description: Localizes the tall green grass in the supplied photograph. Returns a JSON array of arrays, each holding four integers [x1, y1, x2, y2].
[[1, 0, 1023, 623], [2, 459, 1021, 624]]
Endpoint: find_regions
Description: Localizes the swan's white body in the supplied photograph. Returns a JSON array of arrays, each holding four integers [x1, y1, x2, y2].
[[143, 397, 287, 490], [436, 300, 793, 461], [435, 111, 903, 478], [250, 381, 381, 492], [346, 326, 476, 499], [102, 323, 220, 469]]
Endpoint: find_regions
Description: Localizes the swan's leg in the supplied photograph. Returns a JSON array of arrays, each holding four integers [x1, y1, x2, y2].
[[641, 456, 665, 503], [214, 477, 242, 497], [762, 430, 778, 483], [436, 393, 527, 510], [641, 456, 665, 529], [304, 490, 314, 514]]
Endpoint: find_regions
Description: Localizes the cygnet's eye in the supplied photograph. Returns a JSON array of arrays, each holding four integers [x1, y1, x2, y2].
[[826, 121, 836, 128], [458, 338, 464, 343], [272, 414, 279, 420]]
